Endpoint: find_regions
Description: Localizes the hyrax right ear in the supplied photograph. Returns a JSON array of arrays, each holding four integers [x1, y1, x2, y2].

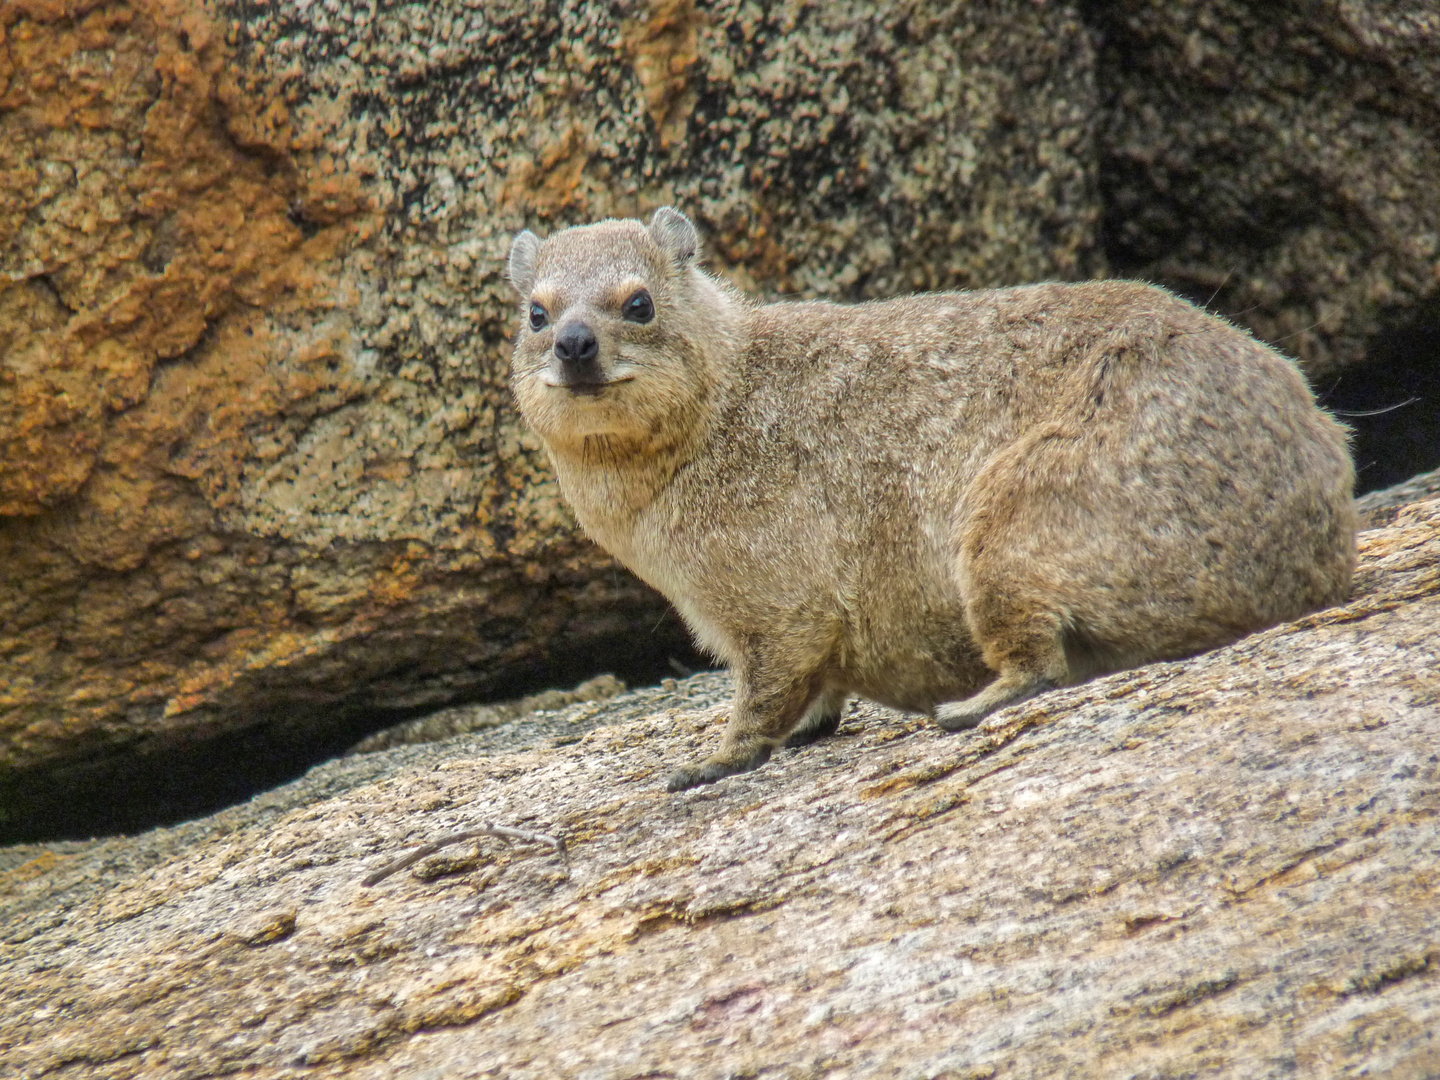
[[648, 207, 699, 266], [508, 230, 542, 295]]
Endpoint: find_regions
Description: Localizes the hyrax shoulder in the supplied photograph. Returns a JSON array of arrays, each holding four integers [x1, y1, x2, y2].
[[508, 208, 1357, 791]]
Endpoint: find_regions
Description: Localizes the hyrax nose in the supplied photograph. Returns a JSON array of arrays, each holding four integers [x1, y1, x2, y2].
[[554, 322, 600, 378]]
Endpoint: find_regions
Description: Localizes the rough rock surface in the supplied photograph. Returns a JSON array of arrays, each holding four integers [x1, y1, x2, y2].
[[0, 0, 1104, 794], [2, 496, 1436, 1078], [1358, 465, 1440, 531]]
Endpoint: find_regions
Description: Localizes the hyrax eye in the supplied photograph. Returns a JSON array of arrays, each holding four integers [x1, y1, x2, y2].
[[622, 289, 655, 324], [529, 302, 549, 331]]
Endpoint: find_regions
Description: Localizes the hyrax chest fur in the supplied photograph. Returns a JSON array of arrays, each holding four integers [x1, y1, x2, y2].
[[507, 208, 1357, 792]]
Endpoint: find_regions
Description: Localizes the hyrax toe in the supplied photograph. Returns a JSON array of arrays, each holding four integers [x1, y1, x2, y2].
[[782, 687, 846, 748], [784, 703, 843, 748], [934, 699, 988, 732]]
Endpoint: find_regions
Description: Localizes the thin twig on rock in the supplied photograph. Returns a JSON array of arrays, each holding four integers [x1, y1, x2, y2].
[[361, 824, 569, 887]]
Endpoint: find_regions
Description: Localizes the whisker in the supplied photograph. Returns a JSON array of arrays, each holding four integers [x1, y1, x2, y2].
[[1331, 397, 1420, 418], [1202, 269, 1234, 311], [1268, 321, 1322, 345]]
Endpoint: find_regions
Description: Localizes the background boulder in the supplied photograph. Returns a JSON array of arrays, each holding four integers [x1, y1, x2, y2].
[[1, 0, 1436, 838], [0, 0, 1104, 834]]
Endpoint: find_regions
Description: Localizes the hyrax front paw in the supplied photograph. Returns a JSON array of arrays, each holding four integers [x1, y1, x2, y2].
[[665, 740, 775, 792]]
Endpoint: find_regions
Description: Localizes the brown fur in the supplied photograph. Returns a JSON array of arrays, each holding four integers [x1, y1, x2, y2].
[[507, 209, 1357, 791]]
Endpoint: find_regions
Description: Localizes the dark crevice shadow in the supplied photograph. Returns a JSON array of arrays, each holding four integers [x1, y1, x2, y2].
[[1319, 299, 1440, 495], [0, 617, 709, 844]]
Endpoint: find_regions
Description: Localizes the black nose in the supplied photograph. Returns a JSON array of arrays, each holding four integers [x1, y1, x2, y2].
[[554, 323, 599, 373]]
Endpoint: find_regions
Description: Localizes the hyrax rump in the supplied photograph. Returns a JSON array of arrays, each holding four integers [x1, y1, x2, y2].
[[507, 208, 1357, 792]]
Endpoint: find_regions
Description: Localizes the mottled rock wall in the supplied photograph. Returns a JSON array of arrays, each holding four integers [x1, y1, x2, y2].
[[6, 0, 1440, 823], [1092, 0, 1440, 377], [0, 0, 1104, 800], [2, 495, 1436, 1078]]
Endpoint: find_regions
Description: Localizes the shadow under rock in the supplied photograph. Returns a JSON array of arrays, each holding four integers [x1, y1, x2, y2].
[[0, 625, 709, 844]]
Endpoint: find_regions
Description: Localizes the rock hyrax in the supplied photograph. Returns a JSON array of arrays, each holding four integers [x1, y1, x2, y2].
[[507, 208, 1357, 791]]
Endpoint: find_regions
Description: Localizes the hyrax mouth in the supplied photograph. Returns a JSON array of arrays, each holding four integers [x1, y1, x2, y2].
[[550, 377, 632, 397], [547, 319, 635, 396]]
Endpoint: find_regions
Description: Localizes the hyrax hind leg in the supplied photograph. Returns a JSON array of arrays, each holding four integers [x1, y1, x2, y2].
[[936, 423, 1135, 732], [934, 410, 1275, 731], [935, 601, 1071, 730]]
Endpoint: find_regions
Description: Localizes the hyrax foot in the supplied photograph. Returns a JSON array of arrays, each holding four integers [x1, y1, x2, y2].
[[666, 739, 775, 792], [784, 698, 844, 748], [935, 673, 1057, 731], [784, 710, 839, 748]]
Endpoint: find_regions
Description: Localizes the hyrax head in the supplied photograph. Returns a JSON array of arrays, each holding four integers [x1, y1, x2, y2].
[[507, 208, 718, 455]]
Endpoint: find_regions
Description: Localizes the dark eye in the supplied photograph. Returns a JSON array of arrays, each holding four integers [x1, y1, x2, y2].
[[529, 302, 548, 331], [622, 289, 654, 324]]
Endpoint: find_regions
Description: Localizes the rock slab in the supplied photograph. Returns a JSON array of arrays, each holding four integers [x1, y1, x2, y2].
[[2, 496, 1436, 1078]]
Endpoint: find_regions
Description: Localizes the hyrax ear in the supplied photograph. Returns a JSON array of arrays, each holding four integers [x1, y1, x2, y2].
[[648, 207, 699, 266], [508, 230, 542, 295]]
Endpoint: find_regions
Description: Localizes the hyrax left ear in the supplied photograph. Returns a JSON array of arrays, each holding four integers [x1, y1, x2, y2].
[[508, 230, 542, 295], [648, 207, 699, 266]]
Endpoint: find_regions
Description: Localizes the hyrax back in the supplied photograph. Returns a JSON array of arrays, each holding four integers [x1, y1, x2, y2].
[[508, 208, 1357, 791]]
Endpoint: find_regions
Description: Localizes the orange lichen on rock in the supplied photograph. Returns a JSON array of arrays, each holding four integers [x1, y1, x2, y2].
[[623, 0, 702, 149], [0, 0, 381, 763], [0, 0, 366, 518], [501, 123, 596, 218]]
